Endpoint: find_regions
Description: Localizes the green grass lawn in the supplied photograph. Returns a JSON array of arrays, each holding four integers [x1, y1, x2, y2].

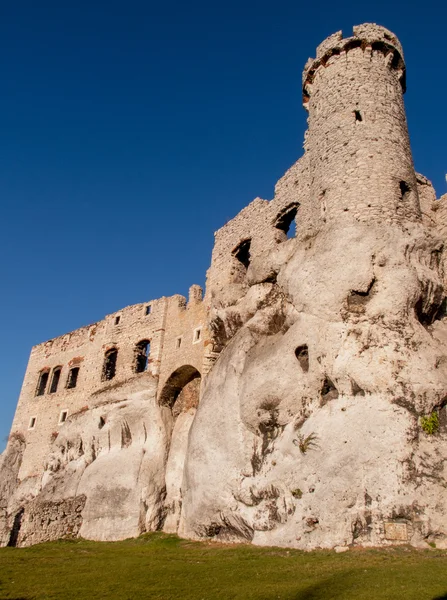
[[1, 533, 447, 600]]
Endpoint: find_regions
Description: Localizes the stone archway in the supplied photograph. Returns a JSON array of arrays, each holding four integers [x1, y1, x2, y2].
[[160, 366, 201, 534], [159, 365, 201, 414]]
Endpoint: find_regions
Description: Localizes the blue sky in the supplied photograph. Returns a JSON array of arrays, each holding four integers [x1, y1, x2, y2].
[[1, 0, 446, 450]]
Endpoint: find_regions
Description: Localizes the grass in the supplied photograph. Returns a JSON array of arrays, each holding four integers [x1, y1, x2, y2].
[[1, 533, 447, 599]]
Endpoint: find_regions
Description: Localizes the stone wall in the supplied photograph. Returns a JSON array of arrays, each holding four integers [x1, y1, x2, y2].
[[9, 289, 208, 484]]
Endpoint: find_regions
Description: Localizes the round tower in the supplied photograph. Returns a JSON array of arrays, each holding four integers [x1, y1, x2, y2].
[[303, 24, 421, 225]]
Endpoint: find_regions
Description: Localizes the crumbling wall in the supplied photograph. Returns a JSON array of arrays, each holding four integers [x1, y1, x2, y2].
[[16, 496, 86, 547], [11, 297, 169, 481]]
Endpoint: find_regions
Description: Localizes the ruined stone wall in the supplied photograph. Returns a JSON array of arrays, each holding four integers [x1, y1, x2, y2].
[[205, 156, 311, 314], [10, 291, 208, 483], [157, 286, 208, 397]]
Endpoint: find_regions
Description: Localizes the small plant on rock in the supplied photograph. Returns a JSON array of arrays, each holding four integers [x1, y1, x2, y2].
[[291, 488, 303, 499], [420, 412, 439, 435], [293, 432, 319, 454]]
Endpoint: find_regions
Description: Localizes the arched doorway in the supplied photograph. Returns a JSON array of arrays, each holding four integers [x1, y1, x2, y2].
[[159, 365, 201, 534], [159, 365, 201, 418]]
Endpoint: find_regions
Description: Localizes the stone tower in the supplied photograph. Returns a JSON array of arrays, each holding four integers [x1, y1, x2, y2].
[[303, 24, 421, 225]]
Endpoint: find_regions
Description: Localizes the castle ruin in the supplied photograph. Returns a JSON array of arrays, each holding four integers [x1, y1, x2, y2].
[[2, 23, 447, 550]]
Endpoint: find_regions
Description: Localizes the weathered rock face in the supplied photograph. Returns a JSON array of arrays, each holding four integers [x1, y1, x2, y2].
[[0, 377, 171, 546], [2, 23, 447, 550], [181, 215, 447, 549]]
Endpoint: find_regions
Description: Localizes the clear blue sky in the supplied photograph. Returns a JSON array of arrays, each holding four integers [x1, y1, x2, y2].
[[1, 0, 446, 450]]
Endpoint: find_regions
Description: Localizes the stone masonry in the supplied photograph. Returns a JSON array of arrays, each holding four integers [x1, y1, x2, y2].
[[2, 23, 447, 550]]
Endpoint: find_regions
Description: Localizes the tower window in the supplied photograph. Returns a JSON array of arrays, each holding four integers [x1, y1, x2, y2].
[[354, 110, 363, 122], [176, 336, 182, 349], [66, 367, 79, 389], [115, 316, 121, 325], [35, 371, 49, 396], [102, 349, 118, 381], [29, 416, 37, 429], [145, 305, 151, 316], [134, 340, 150, 373], [49, 367, 62, 394], [59, 410, 68, 424], [193, 328, 202, 344], [399, 180, 411, 201]]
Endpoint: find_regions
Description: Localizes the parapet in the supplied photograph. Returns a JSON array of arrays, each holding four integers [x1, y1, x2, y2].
[[302, 23, 406, 107]]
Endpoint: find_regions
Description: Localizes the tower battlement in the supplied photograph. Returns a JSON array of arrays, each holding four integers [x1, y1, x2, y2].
[[303, 23, 406, 105]]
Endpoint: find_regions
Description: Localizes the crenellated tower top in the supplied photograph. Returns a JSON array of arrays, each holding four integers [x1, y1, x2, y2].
[[303, 23, 406, 108]]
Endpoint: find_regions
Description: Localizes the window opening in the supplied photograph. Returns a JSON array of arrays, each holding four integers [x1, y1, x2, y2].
[[66, 367, 79, 389], [29, 416, 36, 429], [193, 328, 202, 343], [134, 340, 150, 373], [275, 204, 299, 240], [49, 367, 62, 394], [176, 336, 182, 349], [35, 371, 49, 396], [103, 348, 118, 381], [232, 239, 251, 269], [59, 410, 68, 424], [115, 316, 121, 325], [399, 180, 411, 201], [354, 110, 363, 122], [145, 305, 151, 316]]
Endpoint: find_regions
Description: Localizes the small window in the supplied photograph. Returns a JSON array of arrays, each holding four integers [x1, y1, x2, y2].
[[145, 305, 151, 316], [115, 316, 121, 325], [66, 367, 79, 389], [59, 410, 68, 424], [35, 370, 49, 396], [193, 328, 202, 344], [399, 180, 411, 201], [28, 416, 37, 430], [102, 348, 118, 381], [176, 336, 182, 349], [49, 367, 62, 394], [134, 340, 150, 373]]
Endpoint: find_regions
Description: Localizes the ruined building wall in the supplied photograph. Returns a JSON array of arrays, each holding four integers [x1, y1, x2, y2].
[[10, 290, 208, 484]]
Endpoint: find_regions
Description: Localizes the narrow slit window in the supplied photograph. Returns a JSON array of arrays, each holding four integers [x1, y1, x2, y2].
[[66, 367, 79, 389], [145, 305, 151, 316], [399, 180, 411, 201], [193, 328, 202, 343], [134, 340, 150, 373], [59, 410, 68, 424], [35, 371, 49, 396], [29, 416, 36, 429], [176, 336, 182, 349], [354, 110, 362, 122], [102, 349, 118, 381], [49, 367, 62, 394], [115, 316, 121, 325]]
